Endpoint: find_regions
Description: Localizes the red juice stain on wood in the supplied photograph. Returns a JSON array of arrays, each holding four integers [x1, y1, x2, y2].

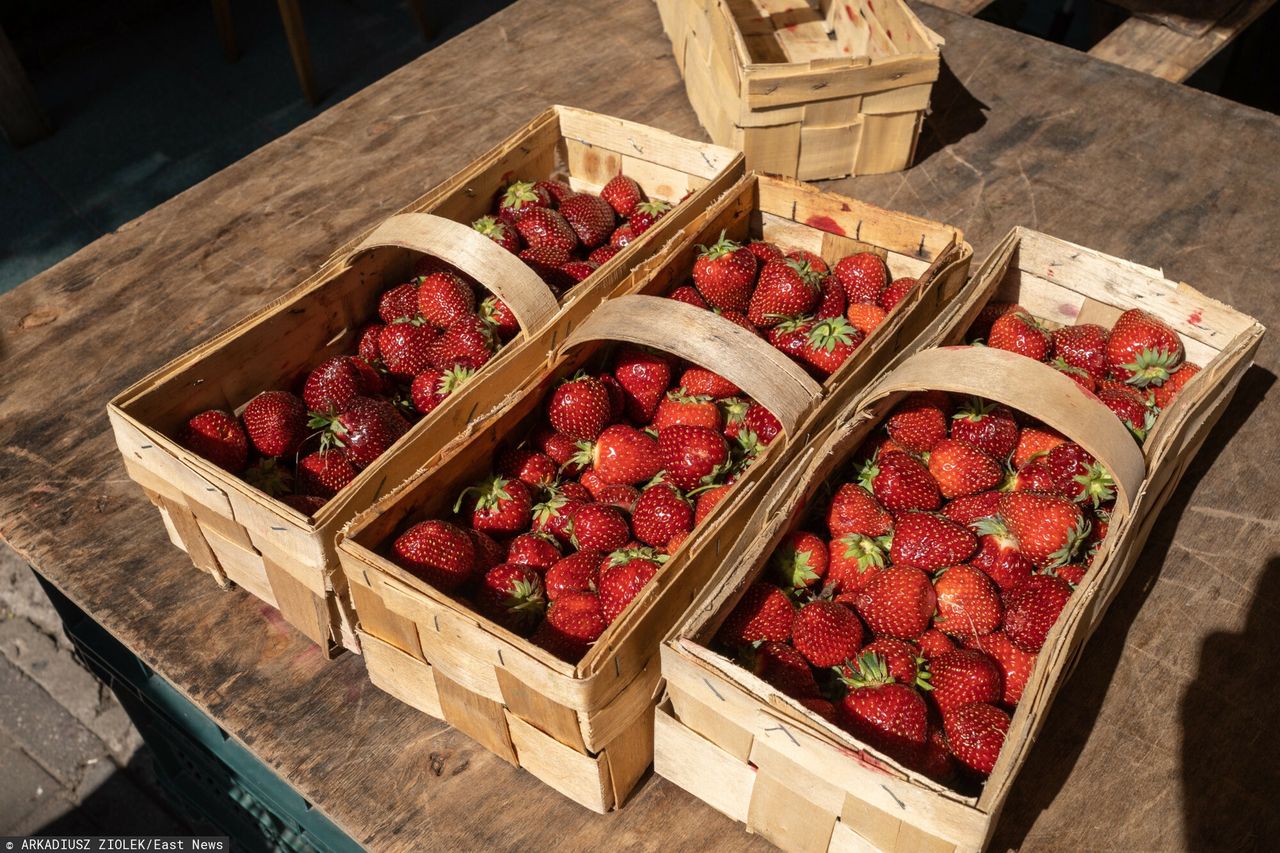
[[868, 0, 875, 10], [1059, 303, 1080, 317], [887, 28, 893, 39], [1189, 309, 1204, 324], [805, 214, 847, 236], [845, 3, 855, 18]]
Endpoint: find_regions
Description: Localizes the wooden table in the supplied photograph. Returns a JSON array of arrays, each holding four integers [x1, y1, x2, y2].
[[1, 1, 1277, 850]]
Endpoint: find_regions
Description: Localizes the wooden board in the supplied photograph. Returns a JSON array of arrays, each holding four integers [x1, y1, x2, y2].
[[1, 2, 1280, 850]]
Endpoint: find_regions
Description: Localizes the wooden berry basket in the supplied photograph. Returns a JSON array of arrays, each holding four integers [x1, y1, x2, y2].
[[654, 227, 1265, 852], [336, 175, 973, 813], [105, 106, 743, 657], [656, 0, 943, 180]]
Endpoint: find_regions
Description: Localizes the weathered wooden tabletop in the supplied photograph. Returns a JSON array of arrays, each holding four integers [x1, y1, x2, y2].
[[1, 1, 1277, 850]]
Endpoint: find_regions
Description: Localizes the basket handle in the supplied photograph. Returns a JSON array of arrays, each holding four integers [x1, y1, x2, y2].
[[562, 295, 823, 438], [857, 346, 1146, 512], [345, 212, 560, 335]]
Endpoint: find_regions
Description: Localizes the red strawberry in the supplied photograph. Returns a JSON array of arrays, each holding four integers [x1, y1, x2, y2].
[[1153, 362, 1200, 408], [1008, 458, 1059, 494], [950, 398, 1019, 460], [748, 258, 821, 327], [569, 503, 631, 552], [561, 259, 598, 283], [838, 653, 929, 762], [1106, 308, 1184, 386], [377, 281, 419, 323], [1002, 574, 1073, 652], [792, 600, 863, 668], [456, 475, 532, 534], [600, 174, 644, 218], [828, 483, 894, 538], [311, 397, 409, 468], [631, 200, 672, 234], [295, 448, 358, 497], [595, 483, 640, 514], [878, 277, 918, 312], [770, 531, 829, 591], [515, 206, 578, 253], [477, 564, 546, 635], [717, 582, 795, 646], [652, 391, 719, 431], [392, 520, 475, 591], [534, 426, 581, 471], [999, 491, 1089, 569], [969, 517, 1035, 592], [427, 315, 495, 371], [496, 179, 551, 223], [859, 451, 941, 513], [631, 483, 693, 548], [742, 641, 820, 699], [613, 346, 672, 423], [519, 244, 574, 291], [932, 565, 1002, 639], [478, 295, 520, 341], [967, 301, 1022, 341], [816, 276, 847, 320], [242, 391, 307, 458], [918, 628, 956, 660], [495, 448, 558, 489], [357, 323, 384, 364], [745, 403, 782, 446], [928, 439, 1002, 499], [1054, 563, 1088, 585], [1098, 388, 1156, 441], [180, 409, 248, 472], [472, 215, 520, 253], [548, 375, 613, 440], [799, 698, 838, 722], [416, 271, 476, 328], [988, 310, 1051, 361], [694, 481, 735, 526], [598, 555, 661, 622], [410, 366, 473, 415], [1043, 442, 1116, 507], [886, 391, 951, 454], [964, 632, 1036, 707], [766, 317, 814, 360], [846, 303, 888, 337], [945, 703, 1010, 775], [692, 233, 758, 312], [559, 193, 615, 248], [609, 222, 638, 248], [544, 551, 604, 600], [588, 244, 621, 266], [506, 532, 561, 571], [1054, 358, 1097, 392], [941, 491, 1003, 526], [834, 252, 889, 304], [534, 178, 575, 204], [533, 591, 606, 661], [854, 567, 937, 640], [575, 424, 661, 486], [303, 355, 383, 413], [378, 320, 437, 379], [1013, 425, 1068, 469], [746, 240, 783, 263], [844, 638, 926, 688], [282, 494, 326, 514], [828, 533, 888, 595], [1052, 324, 1110, 382], [928, 648, 1002, 716], [785, 248, 828, 273], [719, 397, 750, 440], [669, 285, 708, 308], [658, 425, 729, 490], [889, 512, 978, 571], [801, 317, 862, 376], [679, 366, 740, 399], [469, 530, 505, 573]]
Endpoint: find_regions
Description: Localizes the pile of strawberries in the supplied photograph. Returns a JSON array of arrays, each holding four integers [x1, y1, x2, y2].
[[389, 348, 782, 663], [668, 234, 918, 378], [974, 303, 1199, 442], [715, 379, 1142, 785], [177, 172, 673, 512]]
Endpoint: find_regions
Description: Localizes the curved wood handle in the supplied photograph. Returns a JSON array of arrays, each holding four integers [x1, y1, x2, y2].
[[346, 213, 560, 335], [562, 296, 823, 437], [860, 346, 1146, 512]]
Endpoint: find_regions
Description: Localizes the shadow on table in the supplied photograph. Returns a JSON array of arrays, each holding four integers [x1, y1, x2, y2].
[[987, 363, 1276, 850], [914, 58, 989, 163], [1181, 555, 1280, 851]]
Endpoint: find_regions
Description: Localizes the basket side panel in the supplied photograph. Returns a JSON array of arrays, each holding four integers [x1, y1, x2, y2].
[[359, 630, 443, 718], [434, 670, 518, 765], [653, 701, 754, 823], [504, 711, 611, 813]]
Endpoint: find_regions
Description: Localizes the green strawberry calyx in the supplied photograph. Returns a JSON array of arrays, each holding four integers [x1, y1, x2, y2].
[[972, 515, 1015, 545], [836, 533, 890, 572], [1122, 347, 1181, 388], [307, 408, 348, 453], [772, 543, 821, 589], [472, 216, 509, 238], [783, 257, 824, 288], [695, 230, 742, 261], [243, 458, 293, 497], [837, 651, 894, 690], [500, 180, 541, 210], [807, 317, 857, 352], [455, 475, 515, 514], [1046, 515, 1093, 569], [503, 577, 547, 619], [635, 200, 671, 217], [606, 546, 668, 567], [952, 396, 997, 423], [1072, 462, 1116, 507]]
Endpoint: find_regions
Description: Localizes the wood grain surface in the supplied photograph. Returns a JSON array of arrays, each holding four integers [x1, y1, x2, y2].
[[0, 2, 1277, 851]]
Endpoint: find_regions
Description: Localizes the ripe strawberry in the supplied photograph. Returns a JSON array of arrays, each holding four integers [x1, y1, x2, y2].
[[472, 215, 520, 253], [595, 483, 640, 514], [533, 426, 580, 470], [586, 244, 619, 267], [544, 551, 603, 600], [988, 310, 1051, 361], [519, 244, 574, 291], [1052, 323, 1110, 382], [950, 398, 1019, 460], [1054, 563, 1088, 585], [801, 317, 862, 376], [415, 270, 476, 328], [569, 503, 631, 552], [652, 391, 720, 432], [1098, 388, 1156, 441], [600, 174, 644, 218], [515, 206, 578, 253], [629, 484, 691, 550], [928, 649, 1002, 715], [630, 200, 672, 235], [965, 632, 1036, 707], [1013, 424, 1068, 469], [658, 425, 729, 490], [561, 259, 598, 283], [834, 252, 889, 304], [497, 179, 551, 223], [890, 512, 978, 571], [534, 178, 575, 205], [533, 591, 607, 661], [598, 555, 661, 622], [548, 375, 613, 440], [928, 439, 1002, 499], [303, 355, 383, 413], [692, 233, 758, 312], [941, 491, 1002, 526], [792, 600, 863, 668], [1043, 442, 1116, 507], [842, 638, 926, 687], [932, 565, 1002, 639], [746, 240, 783, 263], [1008, 458, 1059, 494], [282, 494, 326, 514], [785, 248, 828, 274], [1106, 308, 1184, 386], [494, 448, 557, 489], [969, 517, 1034, 592], [748, 258, 822, 327], [506, 532, 561, 571], [357, 323, 384, 364], [827, 483, 893, 538], [717, 582, 795, 646], [816, 277, 847, 319], [886, 391, 951, 454], [918, 628, 957, 660], [828, 533, 888, 594], [678, 366, 739, 399], [392, 520, 475, 591], [559, 193, 615, 248], [477, 295, 520, 342], [770, 531, 829, 591], [477, 564, 546, 635], [1054, 358, 1097, 392], [180, 410, 248, 472], [469, 530, 506, 573], [838, 653, 929, 761], [612, 345, 672, 422], [377, 281, 420, 323], [242, 391, 307, 458], [1153, 362, 1200, 408], [378, 319, 437, 379], [574, 424, 661, 486], [719, 397, 750, 440], [743, 403, 781, 446], [310, 397, 409, 468], [944, 703, 1009, 775], [410, 366, 472, 415], [859, 451, 942, 512], [1002, 574, 1073, 653], [846, 303, 888, 336], [669, 285, 708, 308], [998, 491, 1089, 569], [456, 475, 532, 534], [854, 566, 937, 640], [742, 641, 820, 699], [878, 277, 918, 312], [295, 448, 358, 497], [427, 315, 495, 372], [766, 317, 814, 361], [609, 222, 638, 248]]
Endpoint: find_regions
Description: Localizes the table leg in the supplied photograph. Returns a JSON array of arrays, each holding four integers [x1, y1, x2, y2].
[[275, 0, 320, 106]]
